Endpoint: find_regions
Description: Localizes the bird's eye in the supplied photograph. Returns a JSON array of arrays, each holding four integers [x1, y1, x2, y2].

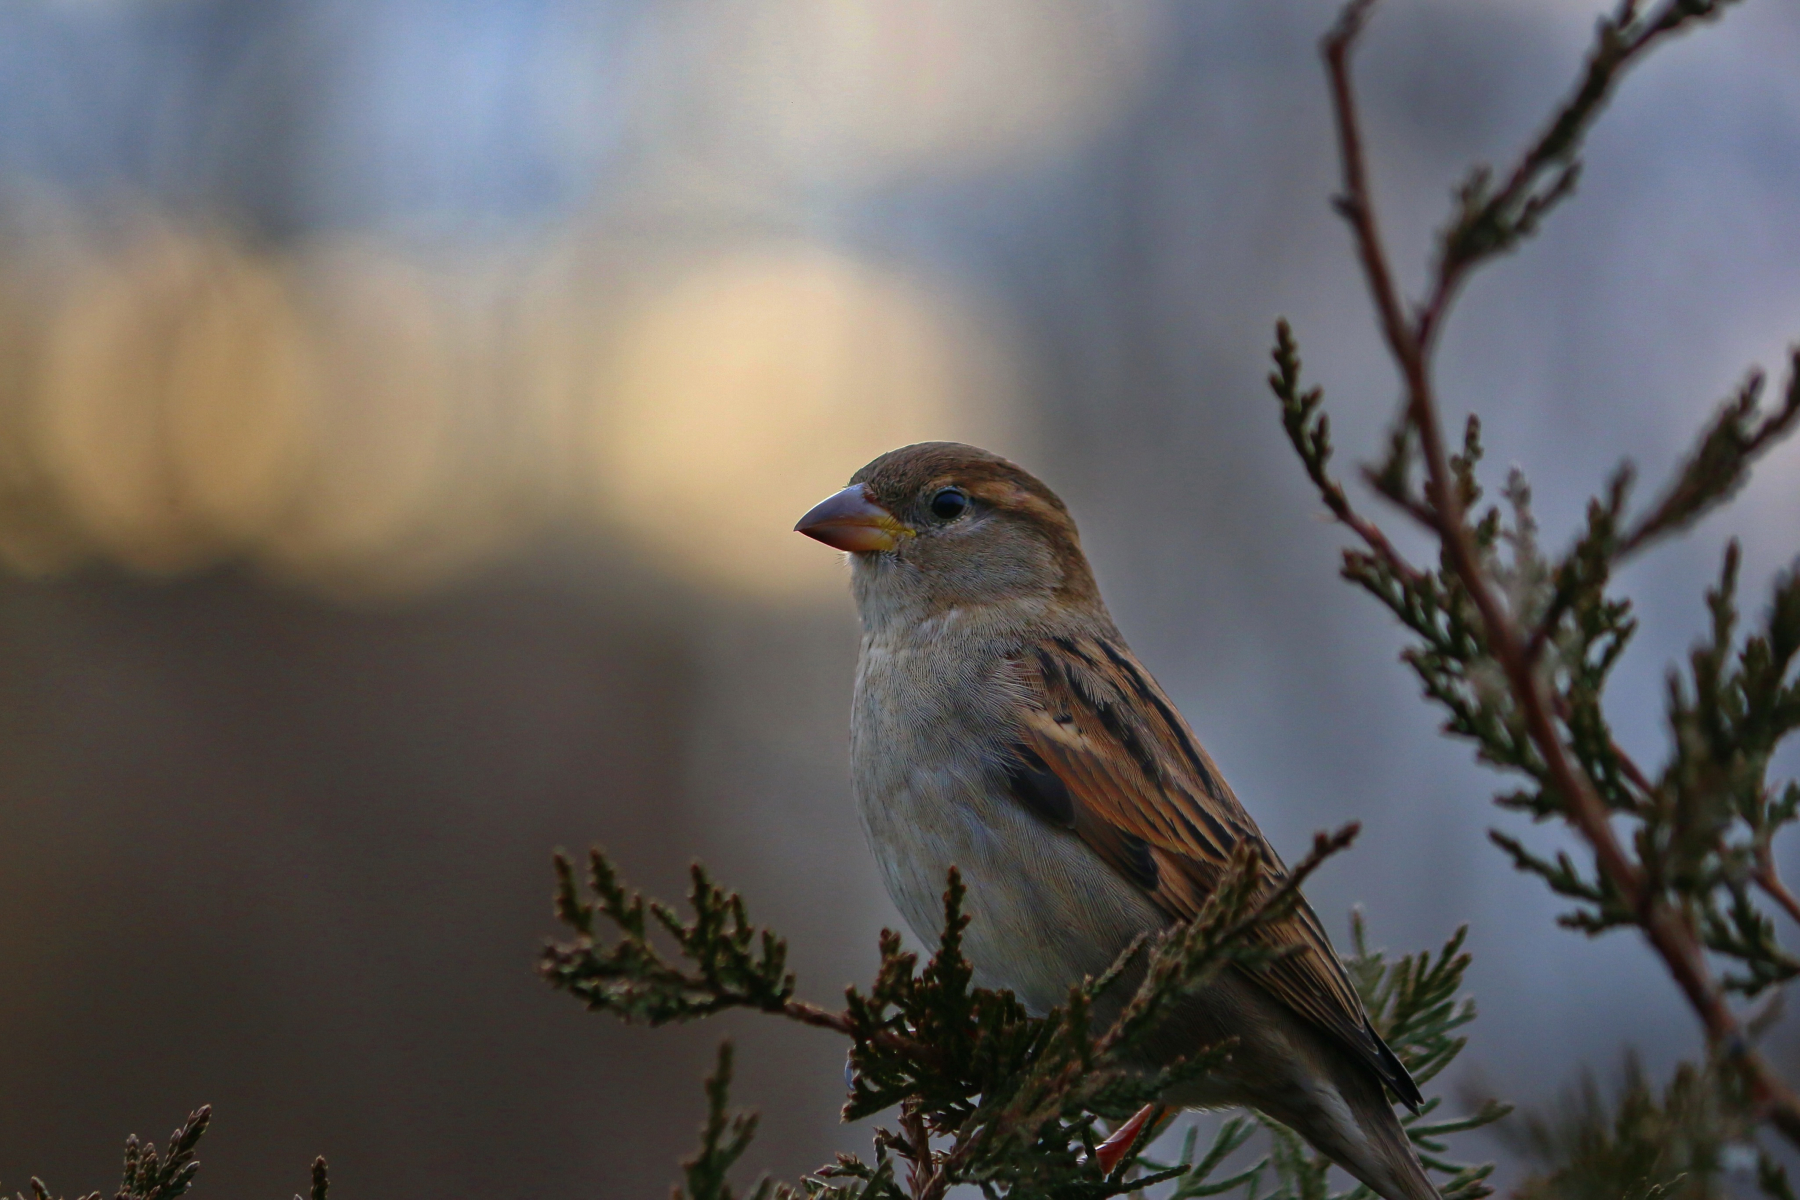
[[929, 488, 970, 521]]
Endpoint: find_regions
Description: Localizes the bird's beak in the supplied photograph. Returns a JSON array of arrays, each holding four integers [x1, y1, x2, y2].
[[794, 485, 912, 553]]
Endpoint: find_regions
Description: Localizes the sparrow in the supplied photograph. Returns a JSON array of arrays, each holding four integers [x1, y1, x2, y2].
[[796, 442, 1437, 1200]]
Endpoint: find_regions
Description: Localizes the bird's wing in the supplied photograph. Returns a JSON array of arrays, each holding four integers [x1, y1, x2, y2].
[[1008, 631, 1421, 1110]]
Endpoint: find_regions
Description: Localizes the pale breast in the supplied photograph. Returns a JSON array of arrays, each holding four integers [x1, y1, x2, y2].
[[849, 624, 1166, 1014]]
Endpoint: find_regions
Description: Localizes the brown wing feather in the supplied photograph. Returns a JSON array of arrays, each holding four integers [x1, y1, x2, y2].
[[1013, 632, 1422, 1110]]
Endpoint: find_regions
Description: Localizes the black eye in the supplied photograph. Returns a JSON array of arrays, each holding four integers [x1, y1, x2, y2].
[[929, 488, 969, 521]]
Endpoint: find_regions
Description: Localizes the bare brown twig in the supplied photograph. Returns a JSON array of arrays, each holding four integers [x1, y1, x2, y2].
[[1416, 0, 1738, 353], [1757, 853, 1800, 930], [781, 998, 948, 1069]]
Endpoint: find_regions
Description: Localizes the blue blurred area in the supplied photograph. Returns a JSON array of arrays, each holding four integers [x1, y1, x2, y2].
[[0, 0, 641, 239]]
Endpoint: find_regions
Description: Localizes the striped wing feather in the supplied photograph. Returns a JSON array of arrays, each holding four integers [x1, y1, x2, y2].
[[1011, 633, 1421, 1110]]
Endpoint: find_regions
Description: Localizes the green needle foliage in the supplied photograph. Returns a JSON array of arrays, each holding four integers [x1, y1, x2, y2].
[[1505, 1059, 1746, 1200], [1276, 327, 1800, 997], [8, 1110, 329, 1200], [539, 837, 1503, 1199], [541, 852, 800, 1023], [1500, 1054, 1800, 1200], [1282, 0, 1800, 1193], [675, 1044, 784, 1200], [14, 1107, 211, 1200], [1137, 913, 1507, 1200]]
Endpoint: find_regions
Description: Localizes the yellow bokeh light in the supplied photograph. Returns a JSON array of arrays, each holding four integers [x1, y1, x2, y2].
[[262, 244, 498, 596], [32, 226, 316, 574], [0, 237, 88, 577], [590, 243, 1018, 596], [0, 214, 1025, 601]]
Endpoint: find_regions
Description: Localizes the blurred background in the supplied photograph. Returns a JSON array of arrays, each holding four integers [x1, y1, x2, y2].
[[0, 0, 1797, 1195]]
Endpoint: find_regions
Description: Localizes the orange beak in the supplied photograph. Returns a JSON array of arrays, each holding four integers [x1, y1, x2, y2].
[[794, 485, 912, 553]]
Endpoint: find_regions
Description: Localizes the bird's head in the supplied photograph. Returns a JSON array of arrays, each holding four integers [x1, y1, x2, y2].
[[795, 442, 1101, 626]]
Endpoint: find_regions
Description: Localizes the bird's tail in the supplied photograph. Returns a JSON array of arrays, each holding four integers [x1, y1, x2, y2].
[[1271, 1050, 1439, 1200], [1337, 1094, 1438, 1200]]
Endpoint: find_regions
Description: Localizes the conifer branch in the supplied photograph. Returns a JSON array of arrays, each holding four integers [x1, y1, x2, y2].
[[542, 842, 1501, 1198], [672, 1043, 788, 1200], [1510, 1056, 1767, 1199], [304, 1158, 328, 1200], [10, 1107, 331, 1200], [1285, 0, 1800, 1163]]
